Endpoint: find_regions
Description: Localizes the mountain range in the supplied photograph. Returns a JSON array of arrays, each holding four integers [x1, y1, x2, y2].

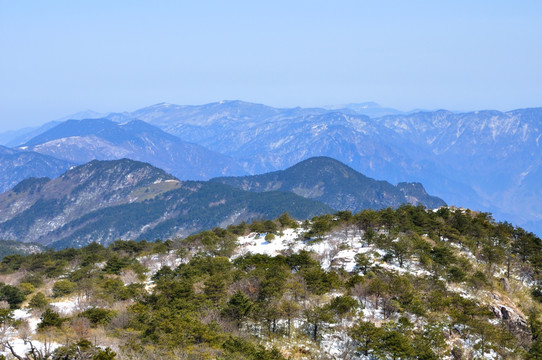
[[19, 118, 246, 180], [0, 157, 443, 248], [0, 159, 332, 248], [123, 101, 542, 235], [0, 109, 107, 147], [0, 100, 539, 235], [323, 101, 409, 117]]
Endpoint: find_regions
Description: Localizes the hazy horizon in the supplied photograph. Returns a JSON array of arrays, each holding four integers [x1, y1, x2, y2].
[[1, 1, 541, 131], [2, 98, 540, 134]]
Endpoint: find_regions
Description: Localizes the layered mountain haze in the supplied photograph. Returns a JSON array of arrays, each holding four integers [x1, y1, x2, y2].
[[1, 100, 540, 235], [323, 101, 407, 117], [135, 103, 426, 182], [376, 108, 542, 228], [116, 101, 542, 235], [0, 145, 74, 193], [126, 101, 420, 173], [123, 101, 332, 168], [19, 118, 246, 180], [0, 110, 106, 147], [211, 156, 445, 211]]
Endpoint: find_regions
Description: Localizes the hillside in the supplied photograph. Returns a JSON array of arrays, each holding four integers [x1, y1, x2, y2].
[[0, 239, 43, 259], [0, 159, 331, 247], [211, 156, 445, 211], [0, 206, 541, 359]]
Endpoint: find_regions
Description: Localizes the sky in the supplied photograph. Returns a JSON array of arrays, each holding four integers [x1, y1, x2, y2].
[[1, 0, 542, 131]]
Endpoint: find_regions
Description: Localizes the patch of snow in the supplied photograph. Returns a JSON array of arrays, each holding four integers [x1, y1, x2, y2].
[[138, 250, 183, 276], [0, 338, 60, 358], [50, 298, 83, 315], [12, 309, 40, 333], [3, 309, 61, 357], [235, 228, 305, 258]]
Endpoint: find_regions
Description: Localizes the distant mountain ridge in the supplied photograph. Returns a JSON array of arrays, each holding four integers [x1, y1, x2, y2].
[[0, 157, 442, 248], [0, 110, 106, 147], [19, 118, 246, 180], [323, 101, 407, 117], [211, 156, 445, 211], [1, 100, 541, 235], [0, 145, 74, 193], [124, 101, 542, 235]]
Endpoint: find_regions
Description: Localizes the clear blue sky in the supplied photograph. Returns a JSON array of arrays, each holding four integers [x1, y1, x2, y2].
[[1, 0, 541, 131]]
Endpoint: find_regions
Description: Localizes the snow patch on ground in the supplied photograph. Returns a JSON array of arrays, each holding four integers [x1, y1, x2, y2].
[[235, 227, 431, 279], [3, 309, 60, 357], [12, 308, 40, 333], [50, 298, 82, 315], [0, 337, 60, 358]]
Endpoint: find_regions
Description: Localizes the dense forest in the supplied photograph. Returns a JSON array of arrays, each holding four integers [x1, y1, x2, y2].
[[0, 205, 542, 359]]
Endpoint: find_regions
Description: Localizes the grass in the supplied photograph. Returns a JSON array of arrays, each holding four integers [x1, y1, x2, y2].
[[128, 180, 182, 201]]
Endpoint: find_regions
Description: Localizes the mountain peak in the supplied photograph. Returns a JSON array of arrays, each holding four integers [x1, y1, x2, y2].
[[291, 156, 353, 168], [212, 156, 445, 211], [60, 158, 177, 186], [21, 118, 117, 148], [286, 156, 366, 179], [54, 109, 107, 122]]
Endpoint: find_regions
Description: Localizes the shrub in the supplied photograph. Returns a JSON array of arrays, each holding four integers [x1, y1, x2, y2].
[[0, 285, 26, 309], [18, 282, 35, 295], [93, 348, 117, 360], [28, 292, 49, 310], [265, 233, 275, 242], [468, 270, 488, 289], [447, 266, 466, 283], [80, 308, 117, 327], [329, 295, 358, 317], [21, 273, 43, 287], [52, 280, 77, 298], [38, 308, 64, 330]]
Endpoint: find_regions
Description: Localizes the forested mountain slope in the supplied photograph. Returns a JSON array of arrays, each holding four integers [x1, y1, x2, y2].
[[0, 159, 331, 248], [211, 156, 445, 211], [0, 206, 541, 359]]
